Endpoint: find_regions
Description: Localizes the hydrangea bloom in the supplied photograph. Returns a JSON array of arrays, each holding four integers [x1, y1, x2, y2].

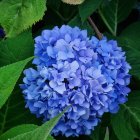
[[20, 25, 131, 137]]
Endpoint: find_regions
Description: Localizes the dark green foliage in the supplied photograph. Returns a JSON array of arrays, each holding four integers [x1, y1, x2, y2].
[[0, 124, 38, 140], [0, 87, 42, 134], [0, 0, 46, 37], [0, 30, 34, 67], [0, 0, 140, 140], [99, 0, 137, 36], [79, 0, 103, 23], [111, 91, 140, 140], [118, 22, 140, 80]]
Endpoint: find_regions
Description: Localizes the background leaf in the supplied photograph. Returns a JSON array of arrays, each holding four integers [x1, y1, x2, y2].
[[0, 0, 47, 37], [47, 0, 61, 11], [0, 124, 38, 140], [0, 30, 39, 135], [118, 22, 140, 80], [99, 0, 136, 36], [0, 30, 34, 67], [10, 108, 67, 140], [0, 124, 55, 140], [111, 91, 140, 140], [68, 14, 93, 36], [109, 127, 119, 140], [0, 57, 33, 109], [0, 87, 41, 135], [90, 125, 106, 140], [79, 0, 103, 23]]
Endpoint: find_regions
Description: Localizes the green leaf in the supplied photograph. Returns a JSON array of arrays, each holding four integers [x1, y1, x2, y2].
[[0, 87, 41, 134], [0, 30, 34, 67], [10, 108, 67, 140], [111, 91, 140, 140], [90, 125, 106, 140], [118, 22, 140, 79], [99, 0, 136, 36], [0, 0, 47, 37], [79, 0, 103, 23], [0, 57, 33, 109], [48, 135, 55, 140], [0, 124, 54, 140], [56, 134, 91, 140], [62, 0, 85, 5], [104, 128, 109, 140], [68, 14, 93, 36], [0, 124, 38, 140], [47, 0, 61, 11], [109, 127, 119, 140], [0, 32, 39, 134]]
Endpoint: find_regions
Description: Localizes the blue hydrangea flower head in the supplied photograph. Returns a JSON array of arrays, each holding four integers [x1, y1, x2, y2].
[[20, 25, 131, 137]]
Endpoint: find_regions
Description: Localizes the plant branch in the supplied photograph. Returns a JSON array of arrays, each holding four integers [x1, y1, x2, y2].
[[88, 17, 103, 40]]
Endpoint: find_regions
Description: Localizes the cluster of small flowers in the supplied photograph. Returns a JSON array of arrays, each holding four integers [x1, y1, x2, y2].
[[20, 25, 131, 137]]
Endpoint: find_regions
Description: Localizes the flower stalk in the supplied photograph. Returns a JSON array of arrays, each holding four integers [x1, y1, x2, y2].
[[88, 17, 103, 40]]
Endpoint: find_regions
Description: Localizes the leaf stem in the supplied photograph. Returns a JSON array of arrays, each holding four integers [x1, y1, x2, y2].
[[88, 17, 103, 40]]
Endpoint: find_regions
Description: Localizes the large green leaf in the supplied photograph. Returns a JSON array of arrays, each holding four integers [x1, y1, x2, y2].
[[79, 0, 103, 22], [111, 91, 140, 140], [99, 0, 136, 36], [0, 57, 33, 109], [0, 124, 54, 140], [0, 87, 41, 134], [0, 31, 39, 134], [0, 124, 38, 140], [118, 22, 140, 79], [10, 108, 67, 140], [0, 0, 46, 37], [0, 30, 34, 67], [47, 0, 61, 11]]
